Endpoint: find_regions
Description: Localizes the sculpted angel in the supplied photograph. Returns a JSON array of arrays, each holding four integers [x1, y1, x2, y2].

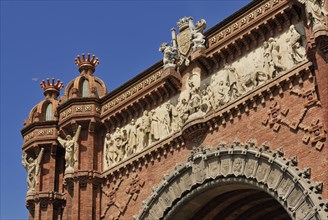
[[57, 125, 81, 173], [22, 148, 44, 192]]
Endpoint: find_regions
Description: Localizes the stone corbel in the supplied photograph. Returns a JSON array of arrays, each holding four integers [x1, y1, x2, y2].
[[88, 118, 96, 133], [50, 144, 57, 156]]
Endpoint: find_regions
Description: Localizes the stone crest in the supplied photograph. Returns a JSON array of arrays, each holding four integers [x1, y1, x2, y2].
[[160, 16, 207, 69], [177, 17, 192, 56]]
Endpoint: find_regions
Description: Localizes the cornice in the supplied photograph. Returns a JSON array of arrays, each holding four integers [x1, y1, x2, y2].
[[205, 0, 264, 37], [26, 191, 65, 207], [57, 97, 101, 111], [206, 0, 291, 50], [101, 67, 181, 129], [101, 61, 163, 103], [63, 170, 103, 185], [21, 121, 58, 135], [204, 0, 301, 71]]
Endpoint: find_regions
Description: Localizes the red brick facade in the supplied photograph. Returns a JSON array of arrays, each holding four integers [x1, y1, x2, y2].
[[22, 0, 328, 219]]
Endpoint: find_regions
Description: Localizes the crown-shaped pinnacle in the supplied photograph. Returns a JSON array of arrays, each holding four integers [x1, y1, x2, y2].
[[75, 53, 99, 73], [40, 78, 64, 97], [177, 16, 193, 31]]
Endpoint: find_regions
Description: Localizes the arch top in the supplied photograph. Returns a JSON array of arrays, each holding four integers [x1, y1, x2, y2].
[[136, 140, 328, 220]]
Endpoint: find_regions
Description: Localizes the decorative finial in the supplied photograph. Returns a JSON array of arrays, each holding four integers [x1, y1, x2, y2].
[[40, 78, 64, 97], [75, 53, 99, 73]]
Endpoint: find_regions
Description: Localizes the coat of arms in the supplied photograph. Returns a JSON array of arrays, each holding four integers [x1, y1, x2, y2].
[[159, 16, 207, 70], [177, 24, 192, 56]]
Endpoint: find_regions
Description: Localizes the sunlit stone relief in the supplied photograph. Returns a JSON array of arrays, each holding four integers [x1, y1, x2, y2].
[[103, 22, 308, 170]]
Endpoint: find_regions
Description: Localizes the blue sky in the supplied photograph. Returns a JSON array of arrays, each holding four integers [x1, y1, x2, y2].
[[0, 1, 251, 218]]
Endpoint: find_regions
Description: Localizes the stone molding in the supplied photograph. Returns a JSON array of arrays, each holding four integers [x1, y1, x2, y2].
[[205, 0, 301, 71], [63, 170, 103, 185], [26, 191, 65, 209], [208, 0, 284, 49], [136, 140, 328, 220]]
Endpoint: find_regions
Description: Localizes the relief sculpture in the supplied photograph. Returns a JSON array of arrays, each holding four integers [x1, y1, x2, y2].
[[302, 0, 327, 31], [22, 148, 45, 193], [286, 25, 306, 64], [104, 23, 309, 170], [104, 133, 115, 170], [189, 18, 206, 51], [58, 125, 81, 174]]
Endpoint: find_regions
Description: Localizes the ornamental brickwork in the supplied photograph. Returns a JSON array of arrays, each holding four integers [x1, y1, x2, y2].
[[21, 0, 328, 219]]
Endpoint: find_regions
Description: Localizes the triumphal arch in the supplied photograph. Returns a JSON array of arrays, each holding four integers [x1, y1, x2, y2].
[[21, 0, 328, 219]]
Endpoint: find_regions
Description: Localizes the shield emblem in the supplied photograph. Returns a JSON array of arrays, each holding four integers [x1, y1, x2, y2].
[[177, 28, 191, 56]]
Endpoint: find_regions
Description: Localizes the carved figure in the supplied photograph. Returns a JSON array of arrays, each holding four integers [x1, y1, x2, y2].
[[104, 133, 116, 169], [239, 60, 270, 92], [263, 41, 275, 78], [177, 98, 190, 124], [217, 80, 230, 106], [206, 85, 216, 110], [187, 76, 202, 114], [286, 25, 306, 64], [135, 118, 144, 152], [166, 102, 180, 133], [126, 119, 138, 156], [150, 110, 161, 143], [113, 128, 127, 162], [293, 42, 306, 63], [189, 18, 207, 51], [138, 110, 151, 149], [223, 66, 242, 99], [22, 148, 44, 192], [160, 106, 171, 136], [201, 86, 214, 114], [159, 42, 177, 69], [268, 38, 286, 77], [57, 125, 81, 173], [304, 0, 327, 31]]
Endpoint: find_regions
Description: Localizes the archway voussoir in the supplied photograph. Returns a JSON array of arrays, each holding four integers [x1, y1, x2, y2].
[[137, 140, 328, 220]]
